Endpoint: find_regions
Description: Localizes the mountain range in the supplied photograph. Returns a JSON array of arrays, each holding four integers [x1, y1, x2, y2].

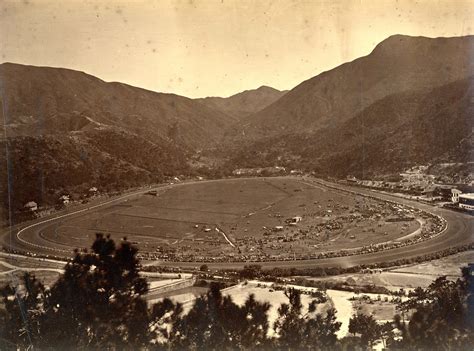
[[237, 35, 473, 139], [0, 63, 233, 149], [1, 34, 473, 221]]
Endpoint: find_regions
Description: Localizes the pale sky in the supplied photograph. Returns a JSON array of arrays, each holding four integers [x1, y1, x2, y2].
[[1, 0, 473, 98]]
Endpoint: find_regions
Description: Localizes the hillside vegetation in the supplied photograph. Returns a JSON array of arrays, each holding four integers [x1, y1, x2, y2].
[[1, 35, 473, 222], [0, 62, 232, 222], [0, 129, 189, 220], [227, 77, 474, 178]]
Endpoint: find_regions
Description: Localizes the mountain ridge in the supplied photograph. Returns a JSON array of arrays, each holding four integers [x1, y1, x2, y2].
[[227, 75, 474, 179], [1, 34, 473, 222], [0, 62, 232, 149], [196, 85, 288, 120], [237, 34, 474, 139]]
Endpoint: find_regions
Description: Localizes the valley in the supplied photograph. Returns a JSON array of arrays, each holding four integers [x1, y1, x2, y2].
[[1, 2, 473, 349]]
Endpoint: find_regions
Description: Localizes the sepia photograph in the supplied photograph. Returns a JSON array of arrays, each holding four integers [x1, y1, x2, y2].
[[0, 0, 473, 349]]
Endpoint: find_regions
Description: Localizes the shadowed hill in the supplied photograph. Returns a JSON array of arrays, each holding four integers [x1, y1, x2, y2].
[[0, 62, 233, 221], [0, 129, 190, 222], [0, 62, 232, 149], [2, 35, 474, 221], [228, 76, 474, 178]]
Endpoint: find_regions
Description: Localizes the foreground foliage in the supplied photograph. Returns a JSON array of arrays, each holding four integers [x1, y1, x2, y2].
[[0, 235, 473, 350], [391, 269, 474, 350]]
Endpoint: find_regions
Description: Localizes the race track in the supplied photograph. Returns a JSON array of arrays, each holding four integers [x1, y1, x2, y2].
[[1, 177, 472, 269]]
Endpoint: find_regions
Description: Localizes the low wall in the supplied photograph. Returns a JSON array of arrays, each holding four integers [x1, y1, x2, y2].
[[148, 277, 196, 295]]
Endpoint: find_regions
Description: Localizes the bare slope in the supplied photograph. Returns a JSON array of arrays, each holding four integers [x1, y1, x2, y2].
[[0, 63, 231, 149], [238, 35, 474, 139]]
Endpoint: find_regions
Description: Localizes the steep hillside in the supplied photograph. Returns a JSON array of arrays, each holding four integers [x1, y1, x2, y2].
[[238, 35, 474, 139], [228, 77, 474, 178], [0, 128, 190, 223], [196, 85, 287, 119], [0, 63, 234, 222], [0, 63, 231, 149]]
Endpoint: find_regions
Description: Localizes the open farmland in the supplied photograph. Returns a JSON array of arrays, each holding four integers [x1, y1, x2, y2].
[[30, 177, 433, 262]]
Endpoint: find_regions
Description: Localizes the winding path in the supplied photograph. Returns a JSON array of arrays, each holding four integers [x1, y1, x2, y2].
[[215, 227, 236, 247]]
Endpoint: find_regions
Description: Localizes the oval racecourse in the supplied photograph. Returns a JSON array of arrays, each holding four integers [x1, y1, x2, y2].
[[1, 177, 472, 269]]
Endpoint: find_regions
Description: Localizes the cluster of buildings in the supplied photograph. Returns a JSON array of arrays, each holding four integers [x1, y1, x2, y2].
[[346, 175, 474, 212], [23, 187, 100, 213], [232, 167, 306, 177], [232, 166, 287, 176], [426, 185, 474, 211]]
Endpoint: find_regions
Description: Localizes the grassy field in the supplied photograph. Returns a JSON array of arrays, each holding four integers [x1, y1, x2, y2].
[[353, 300, 397, 321], [38, 177, 424, 261], [306, 270, 446, 290], [0, 256, 65, 270], [392, 250, 474, 276], [302, 250, 474, 293]]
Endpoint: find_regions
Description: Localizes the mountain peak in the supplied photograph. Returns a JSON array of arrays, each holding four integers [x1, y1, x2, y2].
[[371, 34, 474, 56], [255, 85, 279, 92], [239, 34, 474, 139], [196, 85, 287, 119]]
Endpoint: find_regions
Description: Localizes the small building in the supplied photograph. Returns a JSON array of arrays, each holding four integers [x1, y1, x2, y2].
[[423, 185, 455, 201], [459, 193, 474, 211], [59, 194, 70, 205], [346, 176, 358, 184], [286, 216, 303, 225], [434, 186, 455, 202], [233, 168, 261, 176], [24, 201, 38, 212], [422, 187, 440, 200], [451, 189, 462, 203], [290, 169, 303, 175]]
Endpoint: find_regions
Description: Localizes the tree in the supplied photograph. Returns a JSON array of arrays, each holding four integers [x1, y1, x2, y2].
[[169, 283, 270, 350], [273, 288, 341, 350], [149, 297, 183, 349], [348, 313, 382, 348], [240, 264, 263, 279], [392, 269, 474, 350], [0, 273, 46, 350], [37, 234, 149, 349]]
